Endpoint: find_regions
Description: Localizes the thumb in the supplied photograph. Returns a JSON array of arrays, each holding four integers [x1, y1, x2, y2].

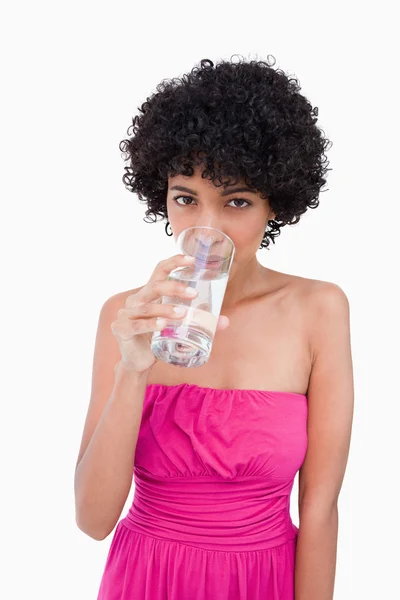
[[216, 314, 230, 330]]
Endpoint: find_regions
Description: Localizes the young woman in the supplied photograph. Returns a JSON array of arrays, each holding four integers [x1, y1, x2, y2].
[[74, 55, 354, 600]]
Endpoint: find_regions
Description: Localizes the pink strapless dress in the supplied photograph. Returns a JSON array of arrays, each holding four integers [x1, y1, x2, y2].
[[96, 382, 308, 600]]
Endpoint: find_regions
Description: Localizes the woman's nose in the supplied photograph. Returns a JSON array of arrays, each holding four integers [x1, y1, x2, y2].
[[194, 231, 223, 252]]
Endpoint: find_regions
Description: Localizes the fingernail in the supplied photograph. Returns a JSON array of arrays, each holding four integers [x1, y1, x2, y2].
[[173, 306, 187, 315], [186, 287, 198, 296]]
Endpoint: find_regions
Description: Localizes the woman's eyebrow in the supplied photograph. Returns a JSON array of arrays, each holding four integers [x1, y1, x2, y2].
[[169, 185, 258, 196]]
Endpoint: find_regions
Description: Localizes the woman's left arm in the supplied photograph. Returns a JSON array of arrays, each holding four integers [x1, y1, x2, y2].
[[295, 282, 354, 600]]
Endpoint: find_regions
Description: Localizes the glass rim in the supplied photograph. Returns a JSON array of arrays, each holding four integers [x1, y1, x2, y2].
[[176, 225, 235, 250]]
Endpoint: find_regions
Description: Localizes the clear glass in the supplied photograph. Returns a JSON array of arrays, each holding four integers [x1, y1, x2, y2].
[[151, 226, 235, 368]]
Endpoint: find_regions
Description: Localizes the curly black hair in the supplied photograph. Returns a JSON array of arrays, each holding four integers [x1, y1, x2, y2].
[[119, 54, 332, 250]]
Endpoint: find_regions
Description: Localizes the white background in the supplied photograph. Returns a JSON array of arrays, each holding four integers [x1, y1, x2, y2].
[[1, 1, 399, 598]]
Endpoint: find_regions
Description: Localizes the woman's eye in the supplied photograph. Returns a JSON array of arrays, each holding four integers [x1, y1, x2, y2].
[[229, 198, 251, 208], [172, 195, 251, 209], [173, 195, 194, 206]]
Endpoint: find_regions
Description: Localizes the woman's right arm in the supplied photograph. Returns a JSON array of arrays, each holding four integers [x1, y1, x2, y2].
[[73, 253, 201, 541], [74, 292, 151, 541]]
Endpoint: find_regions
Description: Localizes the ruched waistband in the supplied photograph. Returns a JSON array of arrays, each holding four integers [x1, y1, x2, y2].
[[121, 470, 299, 552]]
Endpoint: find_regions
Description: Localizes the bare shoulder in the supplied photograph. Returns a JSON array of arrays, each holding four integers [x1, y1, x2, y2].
[[301, 276, 350, 311], [271, 267, 350, 335], [293, 275, 350, 362], [277, 268, 349, 305], [282, 272, 350, 373]]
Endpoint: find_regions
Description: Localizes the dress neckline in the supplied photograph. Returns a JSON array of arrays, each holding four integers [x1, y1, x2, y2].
[[146, 382, 307, 398]]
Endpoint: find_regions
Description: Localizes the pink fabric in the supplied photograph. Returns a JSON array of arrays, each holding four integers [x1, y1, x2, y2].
[[97, 382, 308, 599]]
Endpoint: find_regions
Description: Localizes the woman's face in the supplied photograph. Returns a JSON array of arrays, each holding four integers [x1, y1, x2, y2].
[[166, 165, 275, 265]]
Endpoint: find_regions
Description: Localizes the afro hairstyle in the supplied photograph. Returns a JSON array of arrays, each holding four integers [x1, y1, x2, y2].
[[119, 54, 332, 249]]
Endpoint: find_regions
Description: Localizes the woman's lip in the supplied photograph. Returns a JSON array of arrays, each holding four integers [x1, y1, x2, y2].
[[195, 257, 224, 270]]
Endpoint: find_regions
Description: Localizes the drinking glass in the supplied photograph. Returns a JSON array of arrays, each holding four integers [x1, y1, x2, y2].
[[151, 226, 235, 368]]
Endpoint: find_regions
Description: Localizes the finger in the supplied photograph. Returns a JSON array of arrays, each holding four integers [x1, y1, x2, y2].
[[118, 303, 189, 322], [139, 277, 193, 306], [141, 255, 195, 300], [126, 254, 195, 308], [150, 253, 195, 280], [111, 316, 168, 339]]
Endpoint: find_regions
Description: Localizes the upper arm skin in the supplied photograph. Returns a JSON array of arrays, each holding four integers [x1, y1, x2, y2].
[[74, 288, 141, 471], [298, 282, 354, 512]]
